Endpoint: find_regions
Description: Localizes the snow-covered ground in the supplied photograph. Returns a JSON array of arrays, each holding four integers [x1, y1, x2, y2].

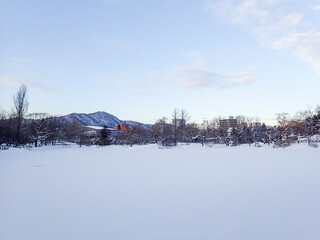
[[1, 143, 320, 240]]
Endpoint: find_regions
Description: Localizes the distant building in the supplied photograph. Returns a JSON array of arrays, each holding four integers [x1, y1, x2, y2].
[[114, 122, 127, 131], [220, 116, 237, 129], [199, 120, 209, 130]]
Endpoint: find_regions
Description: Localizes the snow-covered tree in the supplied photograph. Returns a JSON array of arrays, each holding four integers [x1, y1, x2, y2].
[[28, 113, 50, 147], [97, 126, 111, 146]]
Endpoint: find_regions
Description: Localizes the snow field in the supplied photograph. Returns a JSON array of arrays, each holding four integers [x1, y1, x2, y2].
[[1, 144, 320, 240]]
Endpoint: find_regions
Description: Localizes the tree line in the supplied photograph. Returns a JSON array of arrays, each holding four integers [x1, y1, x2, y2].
[[1, 85, 320, 148], [0, 85, 84, 147]]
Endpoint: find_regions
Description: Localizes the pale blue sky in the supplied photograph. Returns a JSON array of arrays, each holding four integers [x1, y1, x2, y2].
[[1, 0, 320, 124]]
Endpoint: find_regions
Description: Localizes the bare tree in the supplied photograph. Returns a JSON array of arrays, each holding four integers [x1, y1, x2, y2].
[[211, 116, 222, 129], [0, 110, 9, 144], [46, 116, 60, 145], [294, 109, 313, 123], [151, 117, 167, 143], [236, 115, 258, 126], [236, 115, 247, 125], [116, 126, 151, 146], [64, 120, 84, 143], [184, 123, 199, 142], [172, 108, 180, 146], [28, 113, 50, 147], [315, 105, 320, 115], [275, 112, 291, 146], [179, 109, 190, 142], [13, 84, 29, 145]]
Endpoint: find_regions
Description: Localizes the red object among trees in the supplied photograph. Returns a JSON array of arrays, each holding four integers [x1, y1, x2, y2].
[[114, 123, 127, 130]]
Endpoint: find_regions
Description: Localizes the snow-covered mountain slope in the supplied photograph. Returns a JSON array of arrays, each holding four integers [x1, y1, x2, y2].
[[87, 111, 122, 127], [61, 111, 150, 128], [122, 120, 152, 129]]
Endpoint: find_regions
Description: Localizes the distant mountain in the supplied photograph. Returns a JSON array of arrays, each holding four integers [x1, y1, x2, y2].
[[122, 120, 153, 129], [61, 111, 151, 129]]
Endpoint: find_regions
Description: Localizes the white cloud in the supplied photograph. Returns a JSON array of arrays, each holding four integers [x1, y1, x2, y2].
[[226, 72, 256, 84], [175, 67, 221, 89], [205, 0, 320, 73], [205, 0, 273, 26], [315, 5, 320, 11], [174, 66, 256, 89], [0, 58, 48, 92], [0, 75, 47, 92], [273, 31, 320, 73], [0, 75, 22, 86], [279, 12, 303, 26], [205, 0, 299, 35], [253, 12, 303, 41], [1, 58, 33, 69]]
